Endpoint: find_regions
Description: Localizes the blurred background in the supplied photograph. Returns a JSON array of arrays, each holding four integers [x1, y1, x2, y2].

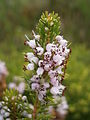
[[0, 0, 90, 120]]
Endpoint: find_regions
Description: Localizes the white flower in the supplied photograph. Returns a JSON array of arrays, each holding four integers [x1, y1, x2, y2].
[[26, 53, 38, 64], [46, 43, 56, 52], [38, 88, 46, 101], [27, 114, 32, 118], [17, 82, 25, 94], [8, 83, 17, 89], [55, 66, 64, 75], [50, 84, 65, 95], [1, 109, 5, 114], [53, 54, 64, 65], [56, 96, 68, 116], [30, 75, 40, 82], [36, 47, 44, 55], [38, 60, 43, 67], [48, 106, 54, 114], [50, 86, 60, 95], [26, 63, 34, 70], [60, 39, 68, 47], [48, 70, 58, 78], [44, 52, 52, 60], [37, 67, 44, 75], [45, 27, 49, 31], [44, 82, 50, 88], [63, 47, 70, 57], [6, 118, 11, 120], [31, 83, 40, 90], [25, 34, 36, 48], [26, 40, 36, 49], [22, 96, 27, 101], [32, 30, 40, 41], [50, 77, 58, 86], [56, 35, 63, 42], [4, 112, 10, 118], [56, 35, 68, 47], [0, 115, 3, 120], [44, 64, 51, 71], [26, 52, 34, 61], [50, 21, 54, 26], [29, 104, 34, 110], [30, 57, 38, 64]]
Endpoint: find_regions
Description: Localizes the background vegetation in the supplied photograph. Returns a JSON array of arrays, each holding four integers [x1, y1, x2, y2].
[[0, 0, 90, 120]]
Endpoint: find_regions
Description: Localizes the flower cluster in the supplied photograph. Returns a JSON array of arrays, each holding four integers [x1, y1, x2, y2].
[[56, 96, 68, 117], [24, 31, 71, 101], [48, 96, 68, 119], [8, 76, 25, 94], [0, 90, 33, 120], [0, 101, 10, 120]]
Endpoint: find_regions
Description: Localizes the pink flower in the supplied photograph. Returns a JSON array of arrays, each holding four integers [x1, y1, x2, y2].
[[48, 70, 58, 78], [43, 82, 50, 88], [26, 40, 36, 49], [56, 35, 63, 42], [38, 60, 43, 67], [46, 43, 56, 52], [25, 34, 36, 48], [17, 82, 25, 94], [50, 84, 65, 95], [30, 57, 38, 64], [31, 83, 40, 90], [37, 67, 44, 75], [53, 54, 63, 65], [32, 30, 40, 41], [36, 47, 44, 55], [55, 66, 64, 75], [44, 52, 52, 60], [26, 63, 34, 70], [44, 64, 51, 71], [50, 77, 58, 86], [30, 75, 40, 82]]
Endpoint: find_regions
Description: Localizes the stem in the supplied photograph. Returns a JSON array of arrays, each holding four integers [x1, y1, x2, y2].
[[33, 94, 38, 120]]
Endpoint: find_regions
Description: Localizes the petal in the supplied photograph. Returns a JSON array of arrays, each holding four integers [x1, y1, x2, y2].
[[37, 67, 44, 75], [26, 63, 34, 70]]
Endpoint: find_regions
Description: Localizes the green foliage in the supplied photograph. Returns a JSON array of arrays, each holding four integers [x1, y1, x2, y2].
[[36, 11, 60, 47], [64, 45, 90, 120], [3, 89, 32, 119]]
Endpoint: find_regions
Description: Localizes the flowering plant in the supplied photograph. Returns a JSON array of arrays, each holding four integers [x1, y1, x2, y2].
[[23, 11, 71, 119], [0, 11, 71, 120]]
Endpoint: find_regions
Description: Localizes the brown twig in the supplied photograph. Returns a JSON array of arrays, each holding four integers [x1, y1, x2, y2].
[[33, 95, 38, 120]]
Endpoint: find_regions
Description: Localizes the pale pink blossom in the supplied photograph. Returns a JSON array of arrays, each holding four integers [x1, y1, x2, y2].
[[50, 84, 65, 95], [26, 63, 34, 70], [26, 52, 34, 61], [17, 82, 25, 94], [46, 43, 56, 52], [36, 47, 44, 55], [30, 75, 40, 82], [32, 30, 40, 41], [53, 54, 64, 65], [30, 57, 38, 64], [31, 83, 40, 90], [8, 83, 17, 89], [38, 60, 43, 67], [26, 40, 36, 49], [37, 67, 44, 75]]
